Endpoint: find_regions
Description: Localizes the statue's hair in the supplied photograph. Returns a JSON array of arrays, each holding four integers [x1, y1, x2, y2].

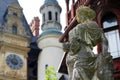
[[76, 6, 96, 23]]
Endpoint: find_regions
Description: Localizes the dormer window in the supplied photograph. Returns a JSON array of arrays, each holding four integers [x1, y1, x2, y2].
[[13, 12, 17, 16], [48, 11, 52, 20], [12, 25, 17, 35]]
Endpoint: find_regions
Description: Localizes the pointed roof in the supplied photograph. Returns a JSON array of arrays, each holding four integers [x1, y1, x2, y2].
[[0, 0, 32, 37], [40, 0, 61, 13], [44, 0, 58, 4]]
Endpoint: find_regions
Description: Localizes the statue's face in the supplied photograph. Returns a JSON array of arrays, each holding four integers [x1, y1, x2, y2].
[[76, 6, 96, 23]]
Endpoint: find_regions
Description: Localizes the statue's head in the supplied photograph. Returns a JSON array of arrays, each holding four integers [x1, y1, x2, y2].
[[76, 6, 96, 23]]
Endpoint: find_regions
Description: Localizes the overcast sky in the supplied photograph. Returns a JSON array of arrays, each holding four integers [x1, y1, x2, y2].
[[18, 0, 66, 32]]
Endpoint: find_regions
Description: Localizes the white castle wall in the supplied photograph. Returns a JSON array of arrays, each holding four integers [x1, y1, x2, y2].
[[37, 34, 64, 80]]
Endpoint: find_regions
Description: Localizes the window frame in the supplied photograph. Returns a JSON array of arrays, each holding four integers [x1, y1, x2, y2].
[[12, 25, 17, 35], [102, 12, 120, 58], [48, 11, 52, 20], [55, 12, 58, 21], [43, 13, 45, 22]]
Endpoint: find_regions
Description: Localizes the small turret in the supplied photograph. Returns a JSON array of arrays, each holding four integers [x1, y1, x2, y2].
[[40, 0, 62, 31]]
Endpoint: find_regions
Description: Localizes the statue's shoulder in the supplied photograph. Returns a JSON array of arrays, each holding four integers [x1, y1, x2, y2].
[[86, 21, 102, 31], [87, 21, 99, 27]]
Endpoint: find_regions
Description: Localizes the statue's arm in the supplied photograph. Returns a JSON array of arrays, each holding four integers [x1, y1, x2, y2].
[[63, 42, 70, 52]]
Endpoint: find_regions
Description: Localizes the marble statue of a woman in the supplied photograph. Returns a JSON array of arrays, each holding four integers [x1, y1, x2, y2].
[[63, 6, 114, 80]]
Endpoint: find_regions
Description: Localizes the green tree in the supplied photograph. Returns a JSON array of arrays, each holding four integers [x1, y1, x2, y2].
[[45, 66, 58, 80]]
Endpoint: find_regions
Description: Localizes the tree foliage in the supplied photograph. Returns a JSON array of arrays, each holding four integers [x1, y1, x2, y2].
[[45, 66, 58, 80]]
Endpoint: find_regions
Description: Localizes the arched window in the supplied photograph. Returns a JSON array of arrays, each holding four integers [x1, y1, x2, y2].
[[12, 25, 17, 34], [102, 12, 120, 58], [43, 13, 45, 22], [48, 11, 52, 20], [13, 12, 17, 16], [55, 12, 58, 21], [103, 13, 118, 28]]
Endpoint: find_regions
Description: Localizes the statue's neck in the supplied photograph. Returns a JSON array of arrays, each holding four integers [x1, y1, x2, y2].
[[82, 19, 91, 23]]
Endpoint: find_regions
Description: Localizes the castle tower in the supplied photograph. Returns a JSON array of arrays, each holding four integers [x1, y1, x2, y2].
[[37, 0, 64, 80]]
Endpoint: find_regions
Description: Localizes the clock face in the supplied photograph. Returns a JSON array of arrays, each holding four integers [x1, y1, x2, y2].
[[6, 54, 23, 70]]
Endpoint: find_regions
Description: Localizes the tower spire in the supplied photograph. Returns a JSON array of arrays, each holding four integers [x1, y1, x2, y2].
[[44, 0, 58, 4]]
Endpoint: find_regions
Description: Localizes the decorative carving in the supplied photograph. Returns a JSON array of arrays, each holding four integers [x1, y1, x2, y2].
[[63, 6, 114, 80]]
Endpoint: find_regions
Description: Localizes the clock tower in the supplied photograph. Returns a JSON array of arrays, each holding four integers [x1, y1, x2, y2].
[[0, 1, 32, 80]]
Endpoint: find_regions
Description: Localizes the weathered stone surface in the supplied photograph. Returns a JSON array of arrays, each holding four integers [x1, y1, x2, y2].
[[63, 6, 114, 80]]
